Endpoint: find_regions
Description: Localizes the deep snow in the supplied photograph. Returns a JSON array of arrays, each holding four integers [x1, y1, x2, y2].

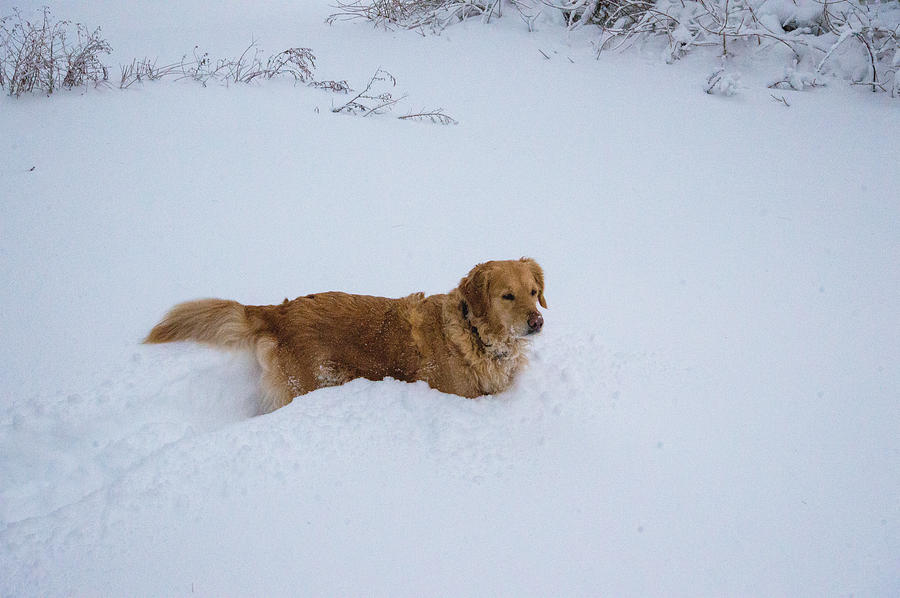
[[2, 1, 899, 596]]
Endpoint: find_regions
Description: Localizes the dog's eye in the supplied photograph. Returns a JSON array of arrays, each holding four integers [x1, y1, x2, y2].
[[531, 289, 537, 296], [502, 293, 515, 301]]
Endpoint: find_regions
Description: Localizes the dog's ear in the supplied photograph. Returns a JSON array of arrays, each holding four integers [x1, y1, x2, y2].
[[522, 257, 547, 308], [460, 262, 490, 318]]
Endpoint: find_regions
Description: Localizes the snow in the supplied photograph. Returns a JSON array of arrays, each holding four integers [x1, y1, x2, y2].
[[2, 1, 899, 596]]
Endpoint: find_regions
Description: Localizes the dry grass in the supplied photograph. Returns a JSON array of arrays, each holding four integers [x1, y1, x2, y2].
[[1, 8, 459, 121], [118, 42, 317, 89]]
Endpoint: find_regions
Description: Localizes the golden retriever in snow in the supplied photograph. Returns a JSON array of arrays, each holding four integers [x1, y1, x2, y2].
[[145, 258, 547, 412]]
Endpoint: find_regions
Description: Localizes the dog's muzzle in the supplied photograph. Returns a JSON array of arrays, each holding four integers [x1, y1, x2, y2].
[[527, 312, 544, 334]]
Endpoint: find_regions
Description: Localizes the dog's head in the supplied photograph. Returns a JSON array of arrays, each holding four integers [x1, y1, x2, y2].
[[459, 258, 547, 339]]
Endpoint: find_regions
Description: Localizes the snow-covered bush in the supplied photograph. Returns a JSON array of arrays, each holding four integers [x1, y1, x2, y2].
[[329, 0, 900, 96], [586, 0, 900, 94]]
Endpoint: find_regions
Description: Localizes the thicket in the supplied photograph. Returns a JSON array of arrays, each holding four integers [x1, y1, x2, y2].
[[329, 0, 900, 97]]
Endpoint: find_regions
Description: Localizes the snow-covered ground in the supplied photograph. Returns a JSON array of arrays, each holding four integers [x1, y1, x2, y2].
[[2, 1, 898, 595]]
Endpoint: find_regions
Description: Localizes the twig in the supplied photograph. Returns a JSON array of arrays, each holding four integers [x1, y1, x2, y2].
[[310, 79, 351, 93], [363, 93, 406, 117], [399, 108, 459, 124]]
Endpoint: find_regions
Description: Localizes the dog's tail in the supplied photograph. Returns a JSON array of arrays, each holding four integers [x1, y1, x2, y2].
[[145, 299, 295, 412], [144, 299, 259, 350]]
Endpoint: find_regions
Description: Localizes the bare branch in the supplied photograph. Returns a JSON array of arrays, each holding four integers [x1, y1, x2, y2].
[[332, 67, 398, 114]]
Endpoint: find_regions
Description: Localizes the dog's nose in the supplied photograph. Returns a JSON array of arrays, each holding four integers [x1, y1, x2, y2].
[[528, 312, 543, 332]]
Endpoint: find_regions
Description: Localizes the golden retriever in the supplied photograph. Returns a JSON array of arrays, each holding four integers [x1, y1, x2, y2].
[[145, 258, 546, 412]]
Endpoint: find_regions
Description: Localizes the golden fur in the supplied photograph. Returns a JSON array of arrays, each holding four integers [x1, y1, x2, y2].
[[145, 258, 547, 412]]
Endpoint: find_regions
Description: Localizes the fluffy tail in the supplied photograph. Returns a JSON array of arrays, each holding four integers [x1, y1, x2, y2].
[[144, 299, 257, 349], [145, 299, 294, 412]]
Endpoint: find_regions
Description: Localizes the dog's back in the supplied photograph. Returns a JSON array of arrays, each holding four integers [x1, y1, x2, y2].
[[145, 293, 428, 411], [249, 292, 423, 392]]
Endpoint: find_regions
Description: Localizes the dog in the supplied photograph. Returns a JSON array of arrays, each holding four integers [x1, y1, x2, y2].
[[145, 258, 546, 412]]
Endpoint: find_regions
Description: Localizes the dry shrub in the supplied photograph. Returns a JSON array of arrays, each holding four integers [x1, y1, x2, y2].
[[328, 0, 508, 31], [0, 7, 110, 96], [328, 66, 458, 123]]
